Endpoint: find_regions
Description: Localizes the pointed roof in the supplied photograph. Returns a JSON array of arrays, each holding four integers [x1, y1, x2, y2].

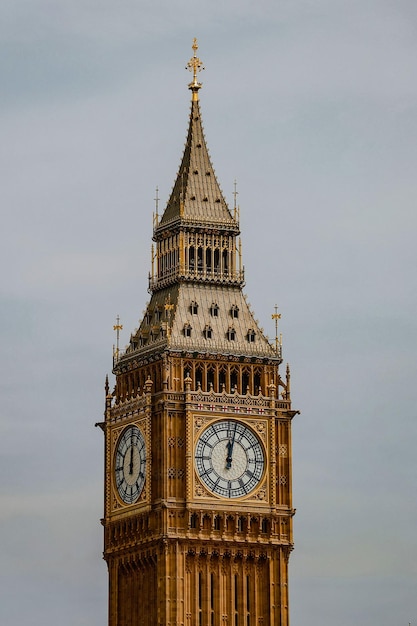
[[115, 40, 281, 369], [157, 41, 237, 232], [126, 283, 277, 362]]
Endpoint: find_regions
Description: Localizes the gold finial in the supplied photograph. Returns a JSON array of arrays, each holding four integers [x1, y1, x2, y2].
[[180, 169, 185, 216], [186, 38, 204, 100], [233, 179, 239, 220], [164, 294, 175, 339], [271, 304, 282, 356], [151, 243, 155, 281], [113, 315, 123, 361], [154, 186, 159, 221], [233, 180, 238, 211]]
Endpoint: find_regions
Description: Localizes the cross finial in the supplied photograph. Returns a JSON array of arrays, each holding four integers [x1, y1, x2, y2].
[[113, 315, 123, 362], [233, 179, 239, 211], [153, 186, 160, 228], [272, 304, 282, 356], [186, 38, 204, 99], [164, 294, 174, 339]]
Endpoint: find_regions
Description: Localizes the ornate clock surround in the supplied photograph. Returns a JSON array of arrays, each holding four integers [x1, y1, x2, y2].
[[192, 412, 270, 503]]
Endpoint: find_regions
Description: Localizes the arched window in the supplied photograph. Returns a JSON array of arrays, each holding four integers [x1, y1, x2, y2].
[[219, 368, 226, 391], [210, 303, 219, 317], [250, 517, 259, 534], [254, 370, 262, 394], [189, 246, 195, 271], [183, 323, 192, 337], [222, 249, 228, 274], [207, 366, 215, 390], [197, 247, 203, 269], [242, 371, 250, 394], [230, 368, 238, 392], [206, 248, 212, 272], [196, 365, 204, 388], [214, 249, 220, 273]]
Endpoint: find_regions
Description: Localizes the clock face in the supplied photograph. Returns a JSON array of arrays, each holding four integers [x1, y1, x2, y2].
[[115, 425, 146, 504], [195, 420, 265, 498]]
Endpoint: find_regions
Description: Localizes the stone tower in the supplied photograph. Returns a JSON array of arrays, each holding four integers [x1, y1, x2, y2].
[[100, 39, 298, 626]]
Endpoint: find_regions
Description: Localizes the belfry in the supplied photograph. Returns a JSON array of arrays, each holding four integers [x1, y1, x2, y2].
[[100, 39, 299, 626]]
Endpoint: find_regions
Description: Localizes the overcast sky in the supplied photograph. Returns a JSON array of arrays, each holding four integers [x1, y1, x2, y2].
[[1, 1, 416, 625]]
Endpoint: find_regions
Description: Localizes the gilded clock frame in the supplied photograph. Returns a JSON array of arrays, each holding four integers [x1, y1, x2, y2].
[[110, 418, 150, 511], [192, 413, 270, 504]]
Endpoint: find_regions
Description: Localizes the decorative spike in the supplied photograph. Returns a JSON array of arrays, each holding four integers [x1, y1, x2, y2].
[[233, 179, 238, 214], [113, 315, 123, 362], [272, 305, 282, 356], [286, 363, 291, 401], [154, 186, 159, 221]]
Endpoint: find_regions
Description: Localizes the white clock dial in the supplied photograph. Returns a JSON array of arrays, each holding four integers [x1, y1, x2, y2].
[[195, 420, 265, 498], [115, 425, 146, 504]]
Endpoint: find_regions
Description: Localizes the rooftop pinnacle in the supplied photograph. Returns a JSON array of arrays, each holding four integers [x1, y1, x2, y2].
[[187, 38, 204, 100]]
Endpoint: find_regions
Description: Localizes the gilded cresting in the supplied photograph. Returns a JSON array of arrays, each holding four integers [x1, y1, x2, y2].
[[102, 39, 299, 626]]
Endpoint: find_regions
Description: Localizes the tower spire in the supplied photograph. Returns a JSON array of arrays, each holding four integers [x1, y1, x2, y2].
[[158, 39, 232, 230], [186, 37, 204, 100]]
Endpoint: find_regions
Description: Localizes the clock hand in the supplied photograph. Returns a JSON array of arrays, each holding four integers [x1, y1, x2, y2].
[[226, 423, 237, 469], [129, 442, 134, 475], [226, 440, 233, 469]]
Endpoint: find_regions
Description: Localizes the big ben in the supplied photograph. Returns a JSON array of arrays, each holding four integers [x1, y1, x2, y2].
[[100, 39, 299, 626]]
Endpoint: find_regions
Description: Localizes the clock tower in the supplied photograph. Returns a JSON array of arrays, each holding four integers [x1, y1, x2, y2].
[[100, 40, 299, 626]]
